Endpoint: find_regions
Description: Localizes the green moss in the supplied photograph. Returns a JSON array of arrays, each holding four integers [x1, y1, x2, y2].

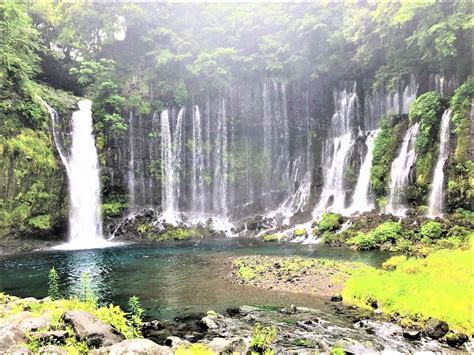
[[318, 212, 343, 233], [331, 347, 346, 355], [261, 234, 280, 242], [158, 227, 202, 241], [343, 235, 474, 335], [447, 78, 474, 211], [382, 255, 407, 270], [348, 221, 402, 250], [175, 343, 214, 355], [370, 116, 404, 198], [293, 228, 306, 237]]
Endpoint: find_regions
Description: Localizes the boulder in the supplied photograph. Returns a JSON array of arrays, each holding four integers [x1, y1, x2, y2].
[[207, 337, 247, 353], [281, 304, 298, 314], [17, 316, 50, 332], [424, 318, 449, 339], [91, 339, 173, 355], [61, 310, 124, 347], [5, 345, 33, 355], [0, 324, 27, 351], [38, 345, 68, 354]]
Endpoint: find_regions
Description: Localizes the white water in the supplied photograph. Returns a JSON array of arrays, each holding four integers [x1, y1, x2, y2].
[[127, 111, 136, 210], [313, 83, 358, 219], [348, 129, 379, 214], [42, 99, 112, 249], [191, 105, 205, 214], [428, 109, 452, 217], [161, 109, 176, 222], [386, 123, 420, 216]]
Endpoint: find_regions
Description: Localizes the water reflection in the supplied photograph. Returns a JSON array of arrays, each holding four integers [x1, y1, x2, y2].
[[1, 240, 390, 319]]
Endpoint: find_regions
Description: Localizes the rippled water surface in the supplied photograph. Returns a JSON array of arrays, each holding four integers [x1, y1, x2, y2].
[[1, 239, 388, 320]]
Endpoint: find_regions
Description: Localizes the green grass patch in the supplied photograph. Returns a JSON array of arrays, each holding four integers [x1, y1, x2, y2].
[[343, 235, 474, 334]]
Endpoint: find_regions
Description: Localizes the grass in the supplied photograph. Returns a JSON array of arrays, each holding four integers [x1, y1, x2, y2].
[[343, 235, 474, 335]]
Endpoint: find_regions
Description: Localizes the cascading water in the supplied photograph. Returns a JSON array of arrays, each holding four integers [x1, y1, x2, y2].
[[191, 105, 205, 214], [42, 99, 109, 249], [428, 109, 452, 217], [347, 129, 379, 214], [312, 83, 358, 218], [161, 109, 176, 221], [385, 123, 420, 216]]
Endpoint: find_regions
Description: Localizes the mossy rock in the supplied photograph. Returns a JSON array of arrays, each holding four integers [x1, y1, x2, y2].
[[293, 228, 307, 237], [261, 234, 279, 242]]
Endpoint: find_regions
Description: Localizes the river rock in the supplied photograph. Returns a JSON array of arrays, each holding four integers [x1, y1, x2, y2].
[[424, 318, 449, 339], [330, 294, 343, 302], [61, 310, 124, 347], [402, 329, 421, 340], [17, 316, 50, 332], [91, 339, 173, 355], [0, 324, 27, 351], [445, 331, 468, 347], [281, 304, 298, 314], [38, 345, 68, 354], [207, 337, 247, 353]]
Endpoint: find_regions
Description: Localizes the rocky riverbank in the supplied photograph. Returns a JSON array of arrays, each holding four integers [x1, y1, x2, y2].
[[1, 293, 470, 354]]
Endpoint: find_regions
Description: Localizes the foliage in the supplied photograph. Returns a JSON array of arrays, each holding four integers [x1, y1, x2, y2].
[[293, 228, 306, 237], [420, 221, 444, 242], [102, 201, 127, 217], [127, 295, 144, 336], [318, 213, 343, 233], [370, 116, 404, 199], [343, 235, 474, 335], [249, 322, 278, 354], [408, 92, 443, 198], [261, 234, 279, 242], [48, 267, 61, 300], [330, 347, 346, 355], [348, 222, 402, 250]]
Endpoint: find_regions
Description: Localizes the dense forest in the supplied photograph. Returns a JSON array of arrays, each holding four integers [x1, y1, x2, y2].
[[0, 1, 473, 354]]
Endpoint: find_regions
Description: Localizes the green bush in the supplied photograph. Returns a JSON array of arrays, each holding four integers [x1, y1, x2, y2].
[[420, 221, 444, 242], [371, 221, 402, 243], [348, 232, 377, 250], [318, 213, 343, 233]]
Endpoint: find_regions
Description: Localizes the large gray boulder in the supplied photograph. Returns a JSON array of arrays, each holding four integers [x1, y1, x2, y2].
[[91, 339, 173, 354], [61, 310, 124, 348], [0, 324, 27, 352]]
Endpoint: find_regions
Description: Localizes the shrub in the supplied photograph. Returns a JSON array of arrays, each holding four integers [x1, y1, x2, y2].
[[318, 213, 343, 233], [127, 296, 144, 336], [347, 232, 377, 250], [80, 272, 96, 304], [371, 221, 402, 243], [420, 221, 444, 242], [249, 322, 278, 354]]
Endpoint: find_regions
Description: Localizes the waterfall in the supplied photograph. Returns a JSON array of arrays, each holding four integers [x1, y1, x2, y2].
[[68, 100, 103, 246], [161, 109, 176, 220], [212, 94, 228, 215], [191, 105, 205, 214], [348, 129, 379, 214], [312, 83, 358, 218], [127, 111, 136, 209], [428, 109, 452, 217], [386, 123, 420, 215], [42, 99, 108, 249]]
